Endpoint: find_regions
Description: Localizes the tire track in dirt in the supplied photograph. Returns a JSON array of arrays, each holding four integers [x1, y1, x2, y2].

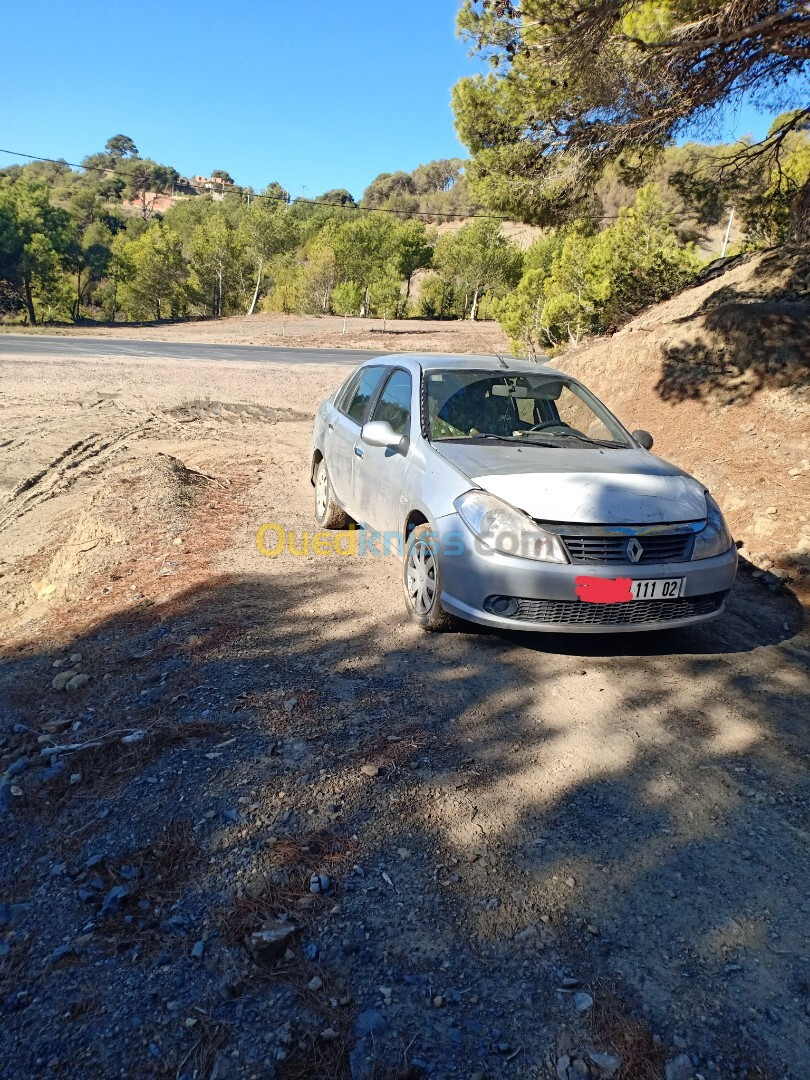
[[0, 428, 146, 532]]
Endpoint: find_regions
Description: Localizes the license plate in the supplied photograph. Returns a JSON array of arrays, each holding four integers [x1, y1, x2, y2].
[[631, 577, 685, 600], [574, 576, 686, 603]]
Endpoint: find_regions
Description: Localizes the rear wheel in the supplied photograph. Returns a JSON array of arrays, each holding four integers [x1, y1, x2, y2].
[[403, 523, 453, 631], [314, 458, 348, 529]]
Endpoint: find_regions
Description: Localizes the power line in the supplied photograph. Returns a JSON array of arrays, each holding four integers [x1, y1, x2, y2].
[[0, 146, 516, 222]]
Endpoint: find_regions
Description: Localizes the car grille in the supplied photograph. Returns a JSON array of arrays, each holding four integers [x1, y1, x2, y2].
[[503, 592, 724, 627], [559, 532, 693, 565]]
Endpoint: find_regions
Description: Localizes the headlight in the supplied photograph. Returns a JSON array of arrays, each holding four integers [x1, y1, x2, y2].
[[454, 490, 568, 563], [692, 493, 732, 560]]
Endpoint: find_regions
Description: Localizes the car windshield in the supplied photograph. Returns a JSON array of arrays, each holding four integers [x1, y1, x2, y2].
[[425, 371, 632, 448]]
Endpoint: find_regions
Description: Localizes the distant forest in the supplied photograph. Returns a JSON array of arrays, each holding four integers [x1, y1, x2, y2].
[[1, 121, 807, 354]]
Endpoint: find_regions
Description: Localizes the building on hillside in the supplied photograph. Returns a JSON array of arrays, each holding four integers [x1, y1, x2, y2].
[[190, 174, 235, 192]]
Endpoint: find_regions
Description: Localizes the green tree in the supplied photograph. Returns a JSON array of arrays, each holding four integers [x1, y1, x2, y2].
[[118, 225, 188, 321], [331, 214, 398, 316], [237, 197, 297, 315], [299, 240, 338, 314], [454, 0, 810, 230], [536, 227, 600, 349], [734, 117, 810, 246], [66, 219, 114, 321], [316, 189, 356, 207], [262, 255, 302, 314], [211, 169, 235, 186], [497, 230, 568, 354], [434, 219, 522, 320], [417, 274, 454, 319], [331, 280, 364, 316], [368, 274, 404, 318], [98, 230, 135, 322], [587, 186, 701, 327], [361, 171, 417, 210], [187, 213, 245, 317], [390, 220, 434, 310], [412, 159, 464, 194], [119, 158, 179, 218], [105, 134, 138, 159], [498, 187, 700, 354], [0, 177, 74, 324], [262, 182, 290, 203]]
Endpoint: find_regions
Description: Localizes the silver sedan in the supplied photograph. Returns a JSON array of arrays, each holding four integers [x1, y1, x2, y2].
[[310, 354, 737, 632]]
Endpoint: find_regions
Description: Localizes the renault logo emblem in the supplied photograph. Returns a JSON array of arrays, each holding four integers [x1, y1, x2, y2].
[[626, 538, 644, 563]]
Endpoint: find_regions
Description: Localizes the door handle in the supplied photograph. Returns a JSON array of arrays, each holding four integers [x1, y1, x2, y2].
[[327, 422, 334, 430], [354, 446, 364, 458]]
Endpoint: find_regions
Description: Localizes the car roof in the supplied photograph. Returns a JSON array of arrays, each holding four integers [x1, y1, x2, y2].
[[361, 353, 561, 376]]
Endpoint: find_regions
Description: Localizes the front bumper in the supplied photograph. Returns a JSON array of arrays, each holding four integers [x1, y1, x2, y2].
[[433, 514, 738, 634]]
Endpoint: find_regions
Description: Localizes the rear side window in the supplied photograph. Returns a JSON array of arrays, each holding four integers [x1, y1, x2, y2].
[[371, 369, 411, 436], [345, 366, 386, 423]]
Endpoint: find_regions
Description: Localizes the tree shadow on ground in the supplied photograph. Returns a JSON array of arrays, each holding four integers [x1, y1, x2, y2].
[[655, 247, 810, 405], [0, 564, 808, 1079]]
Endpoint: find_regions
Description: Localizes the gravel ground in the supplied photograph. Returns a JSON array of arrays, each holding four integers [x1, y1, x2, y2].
[[0, 348, 808, 1080]]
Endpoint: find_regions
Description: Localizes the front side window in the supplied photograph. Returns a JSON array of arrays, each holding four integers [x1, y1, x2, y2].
[[371, 369, 411, 436], [344, 366, 386, 423], [334, 370, 361, 413], [425, 371, 631, 448]]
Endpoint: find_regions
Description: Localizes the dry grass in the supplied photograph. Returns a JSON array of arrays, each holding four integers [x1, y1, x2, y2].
[[359, 728, 430, 771], [217, 882, 300, 946], [268, 828, 361, 877], [587, 983, 666, 1080], [173, 1011, 232, 1080], [91, 819, 203, 959], [217, 829, 361, 946], [0, 939, 33, 1002], [212, 831, 365, 1080], [34, 719, 226, 810], [274, 1030, 351, 1080], [273, 952, 354, 1080], [114, 817, 199, 903]]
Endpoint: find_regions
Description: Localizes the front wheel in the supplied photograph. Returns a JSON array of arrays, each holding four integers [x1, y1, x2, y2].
[[314, 458, 348, 529], [403, 523, 453, 631]]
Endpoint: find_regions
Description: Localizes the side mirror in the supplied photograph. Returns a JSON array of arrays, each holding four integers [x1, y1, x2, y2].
[[632, 429, 654, 450], [361, 420, 405, 452]]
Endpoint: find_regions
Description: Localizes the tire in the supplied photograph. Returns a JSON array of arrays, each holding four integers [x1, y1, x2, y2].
[[314, 458, 349, 529], [403, 523, 454, 631]]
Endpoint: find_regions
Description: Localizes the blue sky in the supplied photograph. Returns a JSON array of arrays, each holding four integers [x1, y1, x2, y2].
[[2, 0, 786, 201]]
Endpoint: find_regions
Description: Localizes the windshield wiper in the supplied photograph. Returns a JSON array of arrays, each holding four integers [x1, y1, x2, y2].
[[469, 433, 560, 447], [525, 432, 625, 449], [435, 433, 563, 448]]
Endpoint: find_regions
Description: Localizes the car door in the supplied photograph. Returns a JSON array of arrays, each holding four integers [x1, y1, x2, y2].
[[354, 367, 413, 535], [324, 365, 387, 517]]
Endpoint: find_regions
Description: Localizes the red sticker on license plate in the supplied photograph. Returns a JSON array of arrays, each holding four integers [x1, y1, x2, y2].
[[575, 576, 633, 604]]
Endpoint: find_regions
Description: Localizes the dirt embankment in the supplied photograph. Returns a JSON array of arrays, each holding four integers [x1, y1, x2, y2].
[[555, 247, 810, 590]]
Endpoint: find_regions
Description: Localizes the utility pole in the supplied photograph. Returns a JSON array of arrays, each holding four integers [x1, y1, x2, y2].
[[721, 207, 735, 257]]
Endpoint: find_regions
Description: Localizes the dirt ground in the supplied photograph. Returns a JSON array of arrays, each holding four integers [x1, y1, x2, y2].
[[1, 340, 808, 1080]]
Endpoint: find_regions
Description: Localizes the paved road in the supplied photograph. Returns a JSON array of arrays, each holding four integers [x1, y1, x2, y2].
[[0, 333, 377, 366]]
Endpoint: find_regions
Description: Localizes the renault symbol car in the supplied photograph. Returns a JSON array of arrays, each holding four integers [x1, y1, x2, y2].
[[309, 354, 737, 632]]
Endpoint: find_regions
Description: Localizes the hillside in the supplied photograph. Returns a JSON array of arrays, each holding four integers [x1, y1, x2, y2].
[[554, 246, 810, 589]]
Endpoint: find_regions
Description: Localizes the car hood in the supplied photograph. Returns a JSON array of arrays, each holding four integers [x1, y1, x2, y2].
[[435, 443, 707, 524]]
